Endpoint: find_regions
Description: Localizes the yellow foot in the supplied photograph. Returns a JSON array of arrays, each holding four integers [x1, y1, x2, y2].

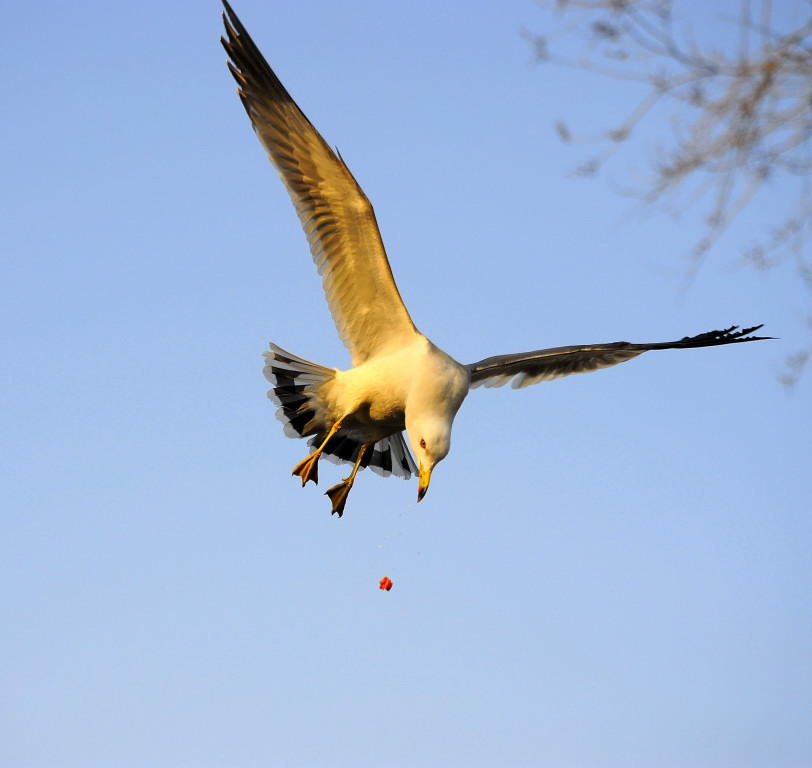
[[292, 453, 319, 486], [325, 478, 353, 518]]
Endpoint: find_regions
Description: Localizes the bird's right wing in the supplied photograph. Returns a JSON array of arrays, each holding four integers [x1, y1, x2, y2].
[[221, 1, 419, 365], [466, 325, 771, 389]]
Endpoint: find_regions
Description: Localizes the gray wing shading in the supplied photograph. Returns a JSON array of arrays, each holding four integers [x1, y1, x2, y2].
[[221, 1, 419, 365], [467, 325, 771, 389]]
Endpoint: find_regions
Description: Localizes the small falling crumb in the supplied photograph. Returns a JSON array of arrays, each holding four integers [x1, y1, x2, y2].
[[379, 576, 393, 591]]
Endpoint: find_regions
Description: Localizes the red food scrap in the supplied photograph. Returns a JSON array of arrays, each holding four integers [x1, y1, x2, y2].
[[379, 576, 393, 591]]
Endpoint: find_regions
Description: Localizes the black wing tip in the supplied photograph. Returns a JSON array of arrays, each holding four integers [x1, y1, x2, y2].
[[220, 0, 285, 111], [221, 0, 238, 27], [220, 0, 237, 41], [220, 1, 254, 65], [680, 324, 776, 345], [220, 2, 239, 67]]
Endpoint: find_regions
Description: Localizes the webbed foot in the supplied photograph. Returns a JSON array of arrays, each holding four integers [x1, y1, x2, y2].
[[325, 478, 353, 517], [292, 453, 319, 486]]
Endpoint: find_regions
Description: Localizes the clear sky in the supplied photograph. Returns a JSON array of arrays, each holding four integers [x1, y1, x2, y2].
[[2, 1, 810, 766]]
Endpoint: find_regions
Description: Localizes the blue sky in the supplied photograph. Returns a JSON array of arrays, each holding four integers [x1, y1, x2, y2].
[[2, 1, 810, 766]]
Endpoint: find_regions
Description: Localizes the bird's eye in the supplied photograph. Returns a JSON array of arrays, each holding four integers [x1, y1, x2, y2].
[[420, 439, 426, 449]]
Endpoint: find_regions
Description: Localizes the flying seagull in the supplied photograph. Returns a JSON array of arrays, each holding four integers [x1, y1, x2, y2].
[[220, 2, 769, 517]]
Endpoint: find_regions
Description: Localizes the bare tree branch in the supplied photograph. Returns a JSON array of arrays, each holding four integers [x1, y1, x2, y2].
[[525, 0, 812, 383]]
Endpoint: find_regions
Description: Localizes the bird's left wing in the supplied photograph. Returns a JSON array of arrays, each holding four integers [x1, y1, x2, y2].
[[221, 1, 419, 365], [467, 325, 771, 389]]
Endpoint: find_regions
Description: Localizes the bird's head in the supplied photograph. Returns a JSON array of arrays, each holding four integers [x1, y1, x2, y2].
[[405, 342, 470, 502], [406, 416, 452, 503]]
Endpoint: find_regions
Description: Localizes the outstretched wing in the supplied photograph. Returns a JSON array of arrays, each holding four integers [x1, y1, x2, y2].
[[467, 325, 771, 389], [221, 1, 419, 365]]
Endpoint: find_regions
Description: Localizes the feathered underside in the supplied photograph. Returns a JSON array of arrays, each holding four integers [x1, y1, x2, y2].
[[263, 343, 417, 480], [466, 325, 772, 389]]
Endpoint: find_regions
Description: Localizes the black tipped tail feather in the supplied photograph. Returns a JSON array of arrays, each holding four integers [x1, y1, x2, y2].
[[263, 343, 332, 440], [263, 343, 417, 480]]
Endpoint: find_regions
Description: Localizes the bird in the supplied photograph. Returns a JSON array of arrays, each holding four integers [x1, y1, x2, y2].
[[220, 1, 770, 518]]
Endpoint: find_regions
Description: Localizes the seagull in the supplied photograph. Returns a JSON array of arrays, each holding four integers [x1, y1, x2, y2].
[[220, 2, 770, 517]]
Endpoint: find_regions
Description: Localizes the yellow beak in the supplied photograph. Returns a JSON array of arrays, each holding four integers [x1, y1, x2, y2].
[[417, 463, 431, 502]]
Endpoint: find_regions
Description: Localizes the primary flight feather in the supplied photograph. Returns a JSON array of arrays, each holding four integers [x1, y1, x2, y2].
[[220, 2, 770, 517]]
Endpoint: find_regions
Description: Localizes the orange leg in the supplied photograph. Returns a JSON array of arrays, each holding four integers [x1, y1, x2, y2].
[[291, 417, 345, 487], [325, 443, 370, 518]]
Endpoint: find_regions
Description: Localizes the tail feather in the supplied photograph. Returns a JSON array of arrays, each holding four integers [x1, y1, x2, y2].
[[263, 343, 417, 480], [319, 431, 417, 480], [263, 343, 332, 439]]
